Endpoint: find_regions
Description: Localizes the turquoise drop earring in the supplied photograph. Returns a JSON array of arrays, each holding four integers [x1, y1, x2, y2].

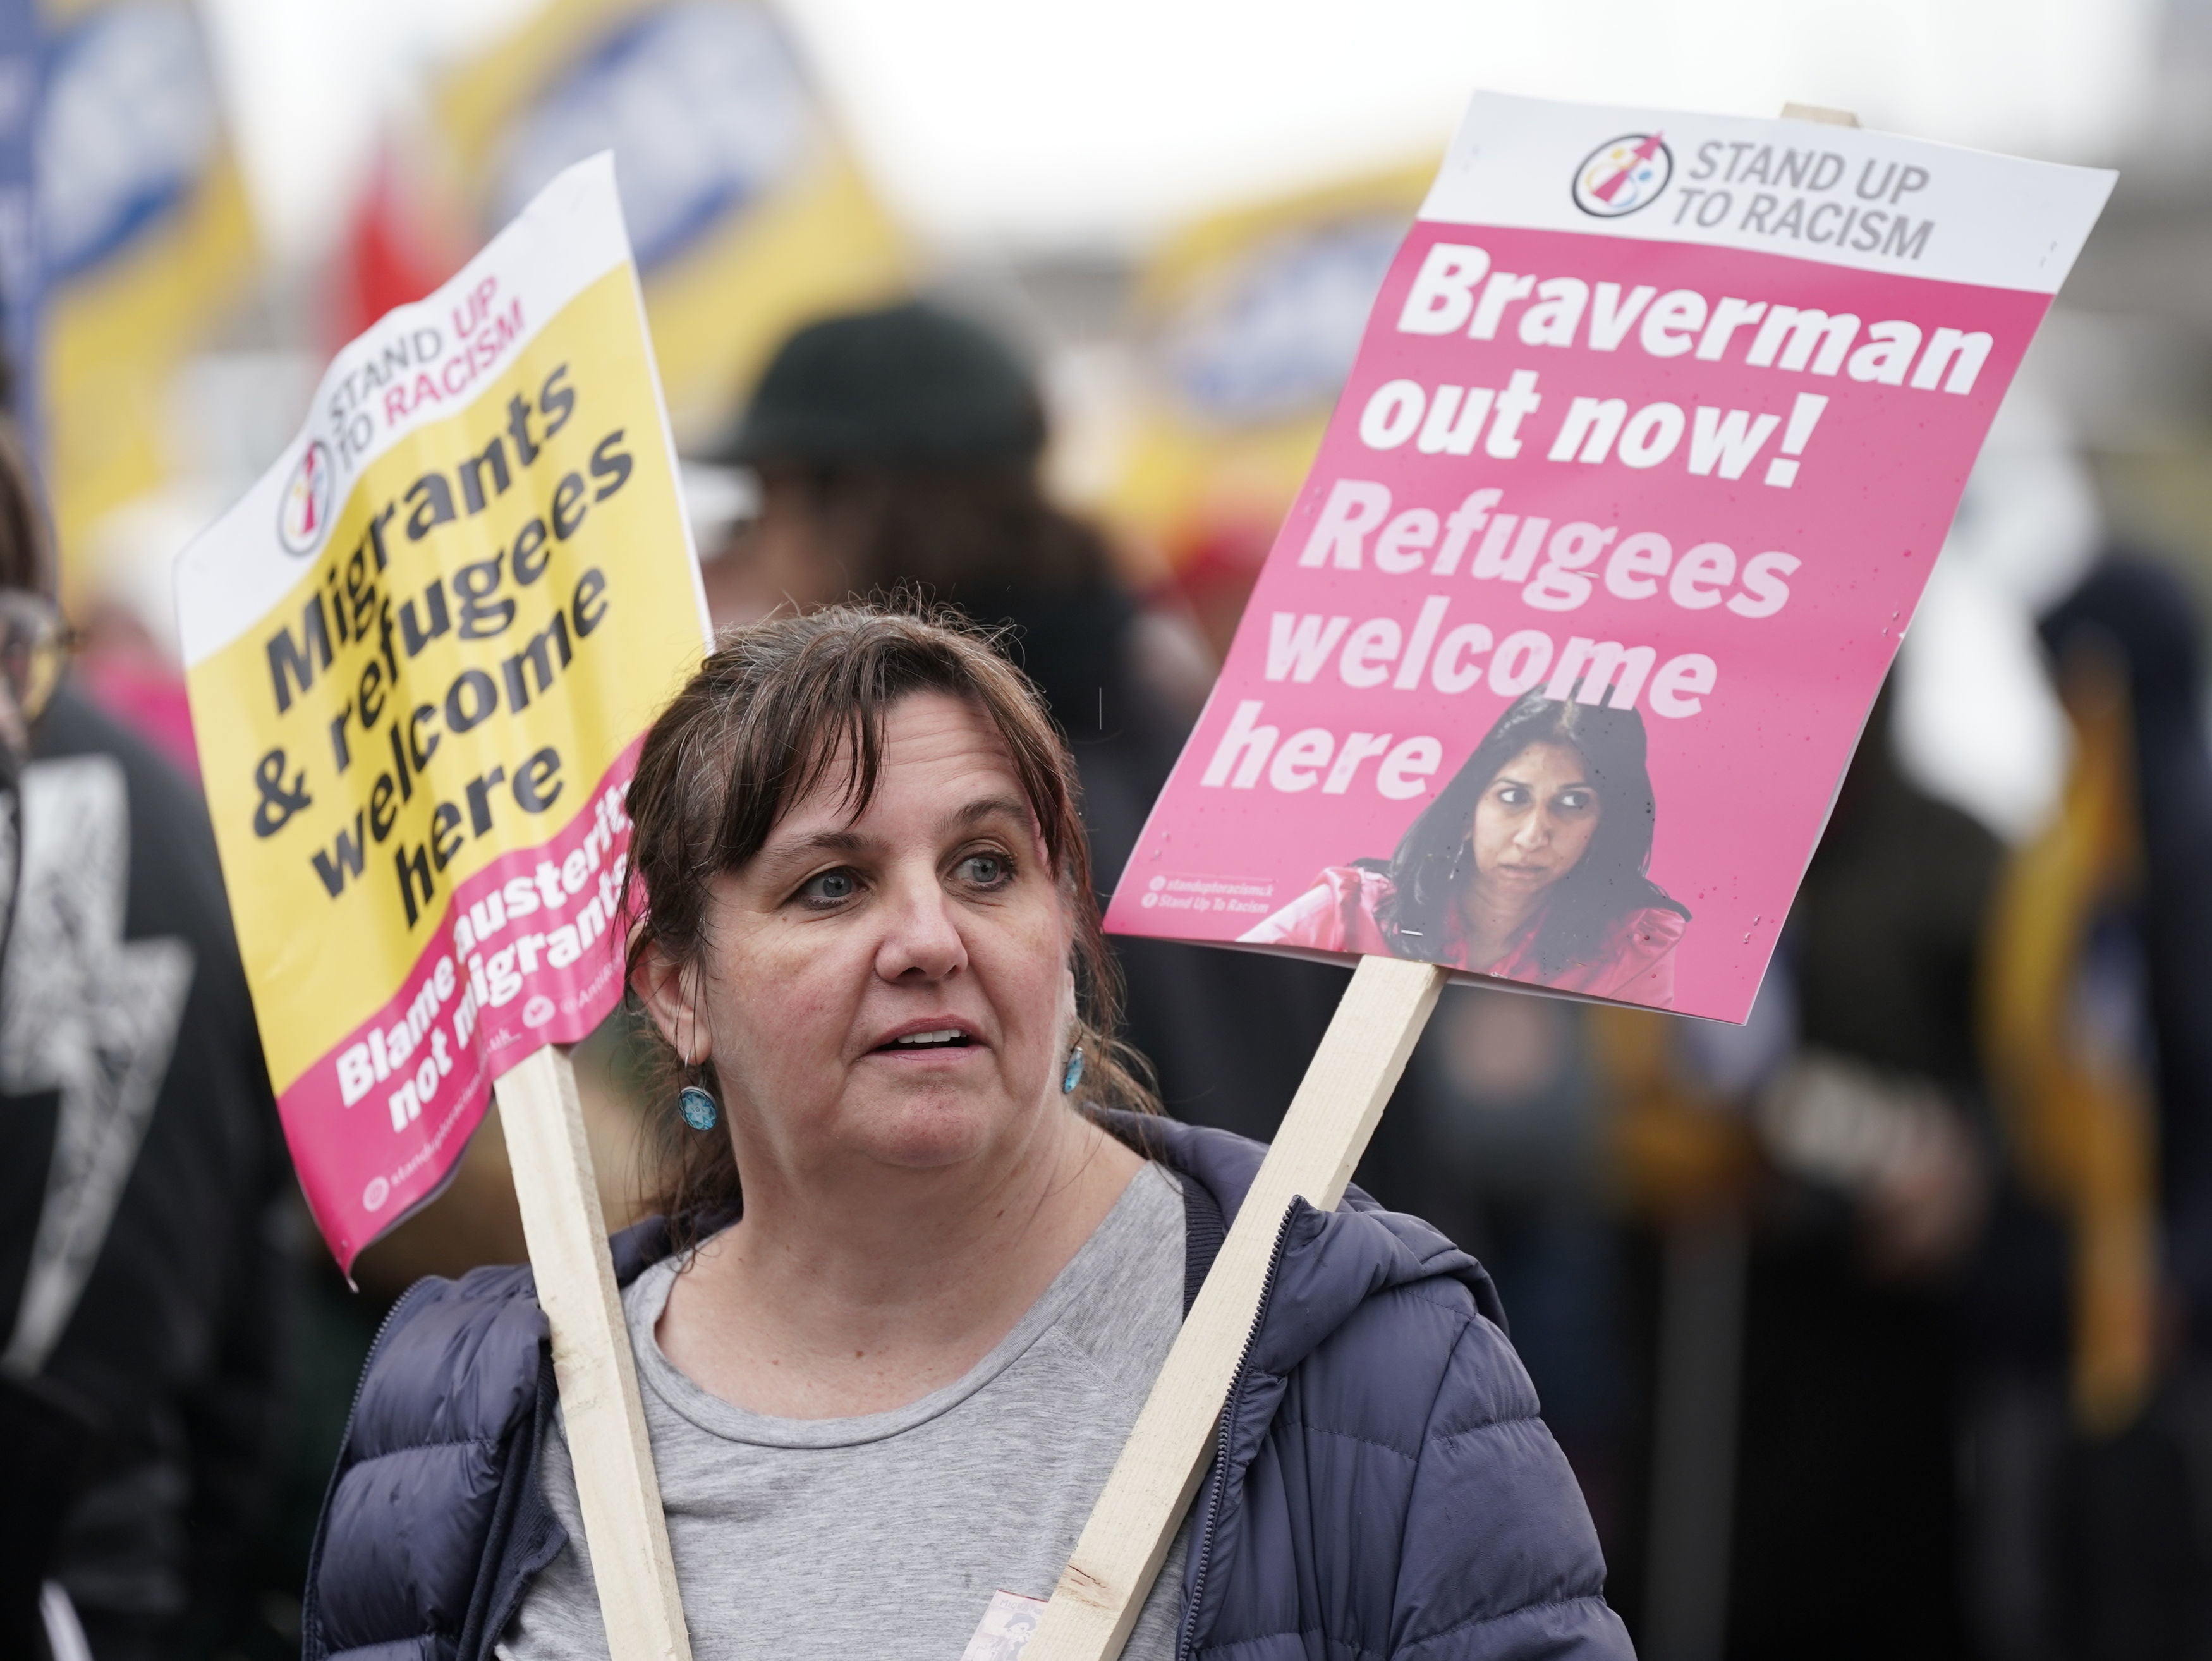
[[678, 1084, 719, 1131], [1061, 1047, 1085, 1095]]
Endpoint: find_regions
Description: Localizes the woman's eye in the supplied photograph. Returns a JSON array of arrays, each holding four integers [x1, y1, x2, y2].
[[957, 852, 1011, 887], [798, 869, 859, 906], [1495, 784, 1531, 807], [1556, 789, 1595, 812]]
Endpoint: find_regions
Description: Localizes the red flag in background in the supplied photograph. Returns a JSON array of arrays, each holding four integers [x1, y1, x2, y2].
[[330, 142, 467, 347]]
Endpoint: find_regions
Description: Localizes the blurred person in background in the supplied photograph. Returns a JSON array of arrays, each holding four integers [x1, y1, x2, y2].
[[1723, 687, 1995, 1661], [1411, 984, 1627, 1533], [696, 300, 1389, 1157], [0, 423, 288, 1658], [1598, 688, 1997, 1661], [1967, 554, 2212, 1661]]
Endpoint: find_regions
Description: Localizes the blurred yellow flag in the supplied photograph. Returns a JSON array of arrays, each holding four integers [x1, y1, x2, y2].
[[432, 0, 909, 446], [40, 0, 257, 594], [1107, 161, 1433, 649]]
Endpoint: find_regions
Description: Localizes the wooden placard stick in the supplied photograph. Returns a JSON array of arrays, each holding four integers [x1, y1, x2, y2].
[[1026, 953, 1448, 1661], [497, 1045, 693, 1661]]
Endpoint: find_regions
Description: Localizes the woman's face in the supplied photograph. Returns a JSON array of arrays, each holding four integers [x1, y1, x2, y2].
[[1466, 739, 1602, 901], [653, 691, 1076, 1182]]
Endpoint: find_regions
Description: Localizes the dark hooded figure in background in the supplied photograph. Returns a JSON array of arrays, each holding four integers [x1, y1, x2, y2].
[[1962, 556, 2212, 1661], [2039, 559, 2212, 1359], [0, 420, 285, 1658]]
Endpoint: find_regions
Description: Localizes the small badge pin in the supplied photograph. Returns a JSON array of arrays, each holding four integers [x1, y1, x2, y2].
[[961, 1590, 1048, 1660]]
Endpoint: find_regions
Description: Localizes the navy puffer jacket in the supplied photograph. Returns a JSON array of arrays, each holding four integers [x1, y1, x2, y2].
[[305, 1114, 1632, 1660]]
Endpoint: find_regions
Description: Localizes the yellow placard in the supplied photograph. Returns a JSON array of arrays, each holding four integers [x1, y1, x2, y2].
[[177, 158, 706, 1266]]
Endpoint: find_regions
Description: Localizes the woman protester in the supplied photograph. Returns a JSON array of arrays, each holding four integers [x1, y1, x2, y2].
[[300, 605, 1630, 1660], [1246, 692, 1689, 1007]]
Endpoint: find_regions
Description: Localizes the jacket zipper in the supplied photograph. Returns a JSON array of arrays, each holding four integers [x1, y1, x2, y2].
[[1176, 1203, 1297, 1661], [299, 1275, 437, 1661]]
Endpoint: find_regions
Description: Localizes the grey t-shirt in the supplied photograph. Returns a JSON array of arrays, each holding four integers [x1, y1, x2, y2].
[[500, 1162, 1191, 1660]]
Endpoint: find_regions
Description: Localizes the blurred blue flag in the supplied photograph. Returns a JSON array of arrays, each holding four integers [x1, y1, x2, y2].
[[0, 0, 37, 425]]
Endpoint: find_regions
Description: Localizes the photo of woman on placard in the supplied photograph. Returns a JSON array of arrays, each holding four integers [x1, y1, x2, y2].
[[1243, 691, 1691, 1007]]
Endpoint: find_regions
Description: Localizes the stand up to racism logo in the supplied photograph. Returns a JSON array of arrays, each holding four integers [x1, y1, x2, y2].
[[1573, 133, 1672, 217], [278, 439, 334, 556]]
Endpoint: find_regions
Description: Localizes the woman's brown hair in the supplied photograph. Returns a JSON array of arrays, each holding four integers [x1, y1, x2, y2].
[[621, 599, 1158, 1244]]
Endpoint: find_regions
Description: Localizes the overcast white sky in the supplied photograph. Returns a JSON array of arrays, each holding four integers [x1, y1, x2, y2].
[[201, 0, 2165, 264]]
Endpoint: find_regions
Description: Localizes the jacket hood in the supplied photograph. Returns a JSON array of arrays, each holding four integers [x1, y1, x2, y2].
[[1096, 1110, 1507, 1377]]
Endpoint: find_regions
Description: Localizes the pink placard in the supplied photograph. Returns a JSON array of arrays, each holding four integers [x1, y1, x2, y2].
[[279, 745, 640, 1269], [1105, 94, 2112, 1023]]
